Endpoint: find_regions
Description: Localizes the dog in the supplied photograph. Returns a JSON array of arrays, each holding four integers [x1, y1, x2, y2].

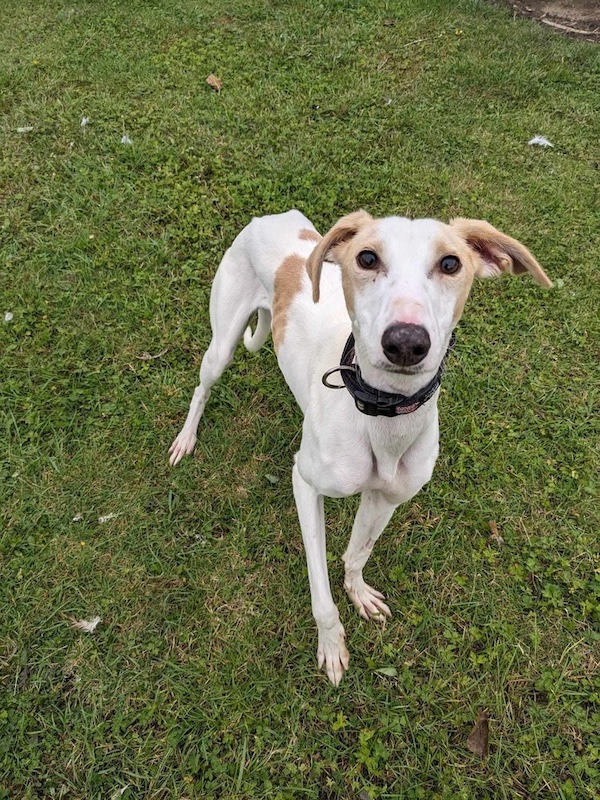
[[169, 209, 551, 685]]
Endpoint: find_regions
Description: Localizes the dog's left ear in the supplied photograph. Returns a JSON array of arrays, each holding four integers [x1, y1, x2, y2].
[[306, 210, 373, 302], [451, 218, 552, 287]]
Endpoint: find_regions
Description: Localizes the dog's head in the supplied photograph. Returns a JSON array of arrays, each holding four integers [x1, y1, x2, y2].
[[306, 211, 551, 382]]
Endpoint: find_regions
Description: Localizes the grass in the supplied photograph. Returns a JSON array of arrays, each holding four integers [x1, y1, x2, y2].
[[1, 0, 598, 797]]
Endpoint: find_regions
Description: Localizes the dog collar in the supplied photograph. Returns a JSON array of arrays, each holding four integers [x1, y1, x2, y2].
[[322, 332, 456, 417]]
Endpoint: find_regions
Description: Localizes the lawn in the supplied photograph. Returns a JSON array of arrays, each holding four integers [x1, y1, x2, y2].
[[1, 0, 598, 797]]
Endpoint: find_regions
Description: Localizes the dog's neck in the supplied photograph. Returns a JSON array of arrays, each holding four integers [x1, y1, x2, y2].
[[334, 331, 452, 482]]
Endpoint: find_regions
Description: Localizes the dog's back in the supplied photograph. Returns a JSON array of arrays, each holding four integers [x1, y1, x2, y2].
[[217, 210, 349, 408]]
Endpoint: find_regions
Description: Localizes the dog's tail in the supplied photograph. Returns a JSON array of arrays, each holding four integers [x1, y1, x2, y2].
[[243, 308, 272, 352]]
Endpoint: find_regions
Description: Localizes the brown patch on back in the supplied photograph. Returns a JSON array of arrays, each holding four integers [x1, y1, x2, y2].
[[299, 228, 321, 242], [272, 254, 306, 353]]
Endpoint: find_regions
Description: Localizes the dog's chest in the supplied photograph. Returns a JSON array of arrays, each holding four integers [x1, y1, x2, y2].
[[366, 423, 420, 489], [307, 419, 424, 499], [370, 448, 401, 486]]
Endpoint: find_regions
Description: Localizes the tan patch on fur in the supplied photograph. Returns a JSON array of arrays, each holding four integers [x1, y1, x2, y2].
[[338, 235, 386, 317], [306, 210, 373, 303], [451, 285, 473, 324], [431, 230, 480, 324], [299, 228, 321, 242], [451, 218, 552, 287], [272, 254, 306, 353]]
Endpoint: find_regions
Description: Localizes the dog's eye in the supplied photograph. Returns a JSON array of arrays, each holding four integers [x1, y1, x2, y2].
[[440, 255, 461, 275], [357, 250, 378, 270]]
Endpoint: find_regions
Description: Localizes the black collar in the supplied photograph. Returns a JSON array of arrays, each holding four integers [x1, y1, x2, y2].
[[322, 332, 456, 417]]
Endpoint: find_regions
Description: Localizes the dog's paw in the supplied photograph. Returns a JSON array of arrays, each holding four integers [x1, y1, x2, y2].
[[168, 430, 197, 466], [317, 625, 349, 686], [344, 577, 391, 621]]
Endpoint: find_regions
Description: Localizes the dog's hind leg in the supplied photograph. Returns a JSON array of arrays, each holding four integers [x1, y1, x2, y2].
[[169, 242, 269, 466]]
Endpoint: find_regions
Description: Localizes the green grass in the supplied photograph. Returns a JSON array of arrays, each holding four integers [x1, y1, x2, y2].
[[1, 0, 598, 797]]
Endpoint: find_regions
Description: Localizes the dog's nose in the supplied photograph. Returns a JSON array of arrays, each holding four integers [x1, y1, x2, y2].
[[381, 323, 431, 367]]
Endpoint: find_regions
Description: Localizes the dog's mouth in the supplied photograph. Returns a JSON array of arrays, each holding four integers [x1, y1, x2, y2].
[[382, 364, 424, 376]]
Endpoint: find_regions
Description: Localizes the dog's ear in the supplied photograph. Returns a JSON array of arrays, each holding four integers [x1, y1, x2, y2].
[[451, 218, 552, 287], [306, 210, 373, 302]]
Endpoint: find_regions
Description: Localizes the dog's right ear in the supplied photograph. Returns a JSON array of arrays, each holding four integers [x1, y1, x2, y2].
[[306, 210, 372, 303]]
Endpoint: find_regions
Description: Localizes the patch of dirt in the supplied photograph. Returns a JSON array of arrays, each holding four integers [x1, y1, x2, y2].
[[495, 0, 600, 42]]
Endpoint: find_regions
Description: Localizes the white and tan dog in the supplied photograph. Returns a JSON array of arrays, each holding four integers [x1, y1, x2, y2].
[[169, 209, 551, 685]]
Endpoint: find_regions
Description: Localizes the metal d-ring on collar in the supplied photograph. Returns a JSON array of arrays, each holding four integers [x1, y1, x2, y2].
[[322, 364, 358, 389], [322, 331, 456, 417]]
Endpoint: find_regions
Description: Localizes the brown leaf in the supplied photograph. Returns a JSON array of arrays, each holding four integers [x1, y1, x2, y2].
[[466, 710, 489, 757], [488, 520, 504, 546], [206, 74, 223, 92], [135, 348, 168, 361]]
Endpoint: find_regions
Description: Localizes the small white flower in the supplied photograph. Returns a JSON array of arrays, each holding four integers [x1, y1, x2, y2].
[[120, 134, 132, 145], [80, 116, 90, 127], [3, 311, 13, 323]]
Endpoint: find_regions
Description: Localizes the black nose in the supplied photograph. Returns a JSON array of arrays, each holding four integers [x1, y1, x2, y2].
[[381, 323, 431, 367]]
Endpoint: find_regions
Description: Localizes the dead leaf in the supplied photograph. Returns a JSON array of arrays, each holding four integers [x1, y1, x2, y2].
[[135, 348, 168, 361], [488, 521, 504, 546], [466, 710, 489, 756], [206, 74, 223, 92], [375, 666, 398, 677]]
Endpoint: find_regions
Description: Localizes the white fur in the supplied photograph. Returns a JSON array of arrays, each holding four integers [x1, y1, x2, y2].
[[169, 209, 548, 685]]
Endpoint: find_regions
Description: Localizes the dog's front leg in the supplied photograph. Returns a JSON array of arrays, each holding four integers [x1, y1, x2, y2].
[[292, 462, 349, 686], [168, 385, 208, 465], [343, 490, 397, 620]]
